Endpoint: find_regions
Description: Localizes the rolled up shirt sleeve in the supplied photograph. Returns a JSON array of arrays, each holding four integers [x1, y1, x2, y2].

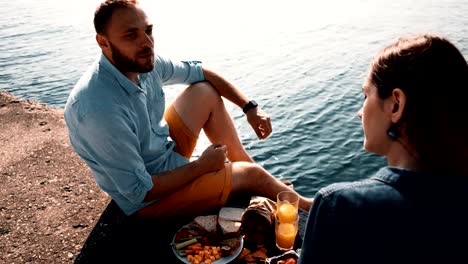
[[76, 109, 153, 209], [155, 55, 205, 85]]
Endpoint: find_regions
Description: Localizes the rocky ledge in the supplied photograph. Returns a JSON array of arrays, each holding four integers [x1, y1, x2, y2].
[[0, 90, 109, 263]]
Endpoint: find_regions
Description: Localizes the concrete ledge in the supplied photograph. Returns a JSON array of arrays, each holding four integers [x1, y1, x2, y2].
[[74, 194, 308, 263]]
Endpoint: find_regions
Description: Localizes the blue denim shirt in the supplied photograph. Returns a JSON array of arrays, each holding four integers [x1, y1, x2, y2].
[[64, 54, 204, 215], [299, 166, 468, 264]]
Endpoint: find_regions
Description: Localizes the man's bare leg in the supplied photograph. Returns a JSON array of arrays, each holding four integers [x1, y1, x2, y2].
[[172, 82, 313, 211], [172, 82, 253, 162], [231, 162, 313, 211]]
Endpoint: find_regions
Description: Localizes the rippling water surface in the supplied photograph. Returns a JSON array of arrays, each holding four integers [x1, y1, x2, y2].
[[1, 0, 467, 197]]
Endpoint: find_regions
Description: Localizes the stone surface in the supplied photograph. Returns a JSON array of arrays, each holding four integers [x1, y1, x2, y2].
[[0, 90, 109, 264]]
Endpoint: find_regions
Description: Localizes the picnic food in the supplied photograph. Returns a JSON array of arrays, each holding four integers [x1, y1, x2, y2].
[[218, 207, 245, 221], [239, 245, 269, 263], [193, 210, 244, 236], [194, 215, 218, 234], [174, 226, 239, 264], [217, 207, 243, 240], [218, 218, 242, 238], [185, 243, 223, 264], [277, 257, 297, 264], [241, 196, 276, 245], [174, 211, 244, 264]]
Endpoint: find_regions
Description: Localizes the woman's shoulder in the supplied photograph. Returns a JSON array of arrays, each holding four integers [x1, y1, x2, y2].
[[318, 178, 381, 198], [316, 167, 405, 207]]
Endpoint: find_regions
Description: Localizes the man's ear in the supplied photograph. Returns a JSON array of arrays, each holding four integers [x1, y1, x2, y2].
[[96, 34, 109, 50], [390, 88, 406, 123]]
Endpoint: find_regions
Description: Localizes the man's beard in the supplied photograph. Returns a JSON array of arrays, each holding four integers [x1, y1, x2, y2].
[[109, 42, 154, 74]]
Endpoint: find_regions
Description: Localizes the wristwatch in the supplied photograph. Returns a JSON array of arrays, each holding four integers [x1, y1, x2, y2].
[[242, 100, 258, 114]]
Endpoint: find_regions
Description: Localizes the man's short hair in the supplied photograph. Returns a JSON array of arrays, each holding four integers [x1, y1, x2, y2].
[[94, 0, 139, 34]]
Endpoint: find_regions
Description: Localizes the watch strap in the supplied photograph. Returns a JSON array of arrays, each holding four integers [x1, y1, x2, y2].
[[242, 100, 258, 114]]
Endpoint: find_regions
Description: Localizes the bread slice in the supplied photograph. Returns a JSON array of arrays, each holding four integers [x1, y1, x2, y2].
[[219, 207, 245, 222], [194, 215, 218, 234], [218, 218, 242, 238]]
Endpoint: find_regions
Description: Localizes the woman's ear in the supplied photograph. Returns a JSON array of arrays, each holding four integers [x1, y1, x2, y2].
[[390, 88, 406, 123]]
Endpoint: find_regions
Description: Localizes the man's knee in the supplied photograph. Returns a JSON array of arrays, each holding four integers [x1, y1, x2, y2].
[[231, 162, 268, 191], [172, 81, 225, 134], [188, 81, 221, 103]]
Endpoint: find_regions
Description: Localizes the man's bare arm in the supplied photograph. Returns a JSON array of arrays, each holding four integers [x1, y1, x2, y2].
[[203, 67, 273, 139], [202, 67, 250, 108]]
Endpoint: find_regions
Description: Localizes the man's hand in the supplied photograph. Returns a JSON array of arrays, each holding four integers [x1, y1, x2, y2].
[[196, 143, 227, 173], [246, 107, 272, 140], [146, 144, 226, 201], [202, 68, 272, 140]]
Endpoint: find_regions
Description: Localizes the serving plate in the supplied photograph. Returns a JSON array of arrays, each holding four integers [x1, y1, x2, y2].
[[171, 221, 244, 264]]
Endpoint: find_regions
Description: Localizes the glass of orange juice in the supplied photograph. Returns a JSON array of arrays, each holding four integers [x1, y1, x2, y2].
[[277, 191, 299, 222], [275, 214, 299, 251]]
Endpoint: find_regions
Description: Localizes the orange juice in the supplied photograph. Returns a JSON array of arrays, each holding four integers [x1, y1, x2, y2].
[[278, 203, 298, 222], [276, 222, 297, 250]]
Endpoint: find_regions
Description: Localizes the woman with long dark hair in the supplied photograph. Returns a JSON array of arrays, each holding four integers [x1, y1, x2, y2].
[[299, 34, 468, 264]]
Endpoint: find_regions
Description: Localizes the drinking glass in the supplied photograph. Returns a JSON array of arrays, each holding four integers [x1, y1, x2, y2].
[[275, 214, 299, 251], [276, 191, 299, 223]]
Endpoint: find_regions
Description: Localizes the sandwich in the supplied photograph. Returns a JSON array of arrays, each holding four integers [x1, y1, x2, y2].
[[191, 208, 246, 255], [217, 207, 244, 239], [193, 214, 218, 239]]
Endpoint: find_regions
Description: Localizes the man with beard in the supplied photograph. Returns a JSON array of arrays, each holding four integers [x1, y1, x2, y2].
[[64, 0, 313, 222]]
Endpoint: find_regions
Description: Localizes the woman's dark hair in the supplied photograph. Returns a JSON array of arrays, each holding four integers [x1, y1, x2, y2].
[[94, 0, 138, 35], [370, 34, 468, 174]]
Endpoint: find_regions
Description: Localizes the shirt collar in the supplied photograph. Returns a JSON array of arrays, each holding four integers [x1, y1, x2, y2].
[[98, 53, 145, 95], [372, 167, 418, 185]]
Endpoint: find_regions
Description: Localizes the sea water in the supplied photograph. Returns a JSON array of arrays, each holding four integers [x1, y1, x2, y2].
[[1, 0, 467, 197]]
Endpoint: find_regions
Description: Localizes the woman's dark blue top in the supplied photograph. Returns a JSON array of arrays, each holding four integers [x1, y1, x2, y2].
[[299, 166, 468, 264]]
